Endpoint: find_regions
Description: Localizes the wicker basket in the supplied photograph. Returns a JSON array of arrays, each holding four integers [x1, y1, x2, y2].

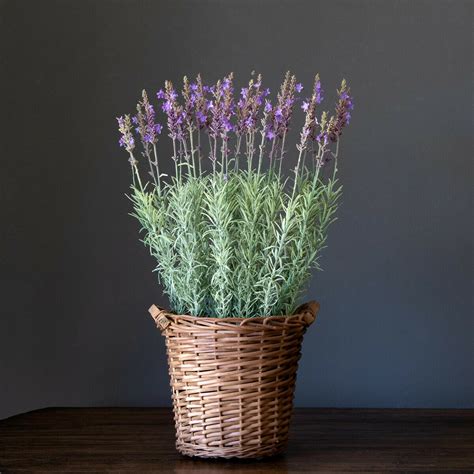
[[148, 301, 319, 459]]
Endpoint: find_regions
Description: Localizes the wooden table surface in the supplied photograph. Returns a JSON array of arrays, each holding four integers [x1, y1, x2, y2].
[[1, 408, 473, 472]]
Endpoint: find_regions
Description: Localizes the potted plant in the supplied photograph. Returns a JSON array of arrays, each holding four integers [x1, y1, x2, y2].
[[117, 71, 353, 459]]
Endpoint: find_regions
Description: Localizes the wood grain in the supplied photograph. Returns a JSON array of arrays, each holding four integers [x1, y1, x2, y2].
[[1, 408, 473, 472]]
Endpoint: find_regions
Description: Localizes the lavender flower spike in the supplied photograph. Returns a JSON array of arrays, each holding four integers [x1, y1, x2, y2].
[[163, 80, 185, 141], [135, 90, 161, 147], [275, 72, 296, 138], [209, 73, 235, 140], [297, 74, 320, 153], [236, 73, 263, 136], [182, 76, 195, 129], [117, 114, 135, 154], [194, 74, 209, 129], [328, 79, 353, 142], [116, 71, 353, 188], [314, 76, 324, 104]]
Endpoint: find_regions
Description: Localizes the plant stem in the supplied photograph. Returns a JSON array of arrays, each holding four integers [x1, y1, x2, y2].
[[257, 130, 265, 175], [145, 147, 158, 186], [153, 143, 161, 190], [180, 138, 189, 178], [213, 137, 217, 174], [278, 131, 286, 180], [197, 127, 202, 177], [247, 133, 253, 173], [189, 126, 197, 178], [172, 139, 179, 183], [269, 137, 276, 173], [234, 135, 242, 171], [291, 148, 304, 199], [130, 158, 143, 191], [222, 136, 228, 176]]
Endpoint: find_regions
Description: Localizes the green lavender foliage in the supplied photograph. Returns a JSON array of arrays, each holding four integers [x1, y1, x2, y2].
[[130, 169, 341, 318]]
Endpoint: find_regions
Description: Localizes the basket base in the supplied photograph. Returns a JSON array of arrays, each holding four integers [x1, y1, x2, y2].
[[176, 441, 287, 459]]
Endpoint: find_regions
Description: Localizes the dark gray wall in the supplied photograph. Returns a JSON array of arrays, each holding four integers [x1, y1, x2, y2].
[[1, 0, 472, 420]]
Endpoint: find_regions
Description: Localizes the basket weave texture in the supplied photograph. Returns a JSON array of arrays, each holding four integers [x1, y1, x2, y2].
[[148, 301, 319, 459]]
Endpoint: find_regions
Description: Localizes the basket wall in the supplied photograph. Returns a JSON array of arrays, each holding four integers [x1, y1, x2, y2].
[[149, 302, 318, 459]]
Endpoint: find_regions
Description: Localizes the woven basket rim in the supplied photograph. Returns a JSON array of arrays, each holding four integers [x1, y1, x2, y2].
[[149, 300, 319, 330]]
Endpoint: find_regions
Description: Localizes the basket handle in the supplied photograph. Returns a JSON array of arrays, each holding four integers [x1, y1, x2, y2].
[[295, 300, 320, 326], [148, 304, 171, 332]]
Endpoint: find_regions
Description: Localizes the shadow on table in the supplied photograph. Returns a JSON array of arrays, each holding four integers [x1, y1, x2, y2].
[[172, 452, 289, 473]]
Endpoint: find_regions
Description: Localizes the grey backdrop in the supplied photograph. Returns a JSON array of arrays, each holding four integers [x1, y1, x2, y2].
[[1, 0, 472, 420]]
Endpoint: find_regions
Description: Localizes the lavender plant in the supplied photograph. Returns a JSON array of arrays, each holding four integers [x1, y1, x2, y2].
[[117, 72, 353, 318]]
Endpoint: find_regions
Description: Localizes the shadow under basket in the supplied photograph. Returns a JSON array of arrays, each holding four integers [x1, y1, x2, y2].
[[148, 301, 319, 459]]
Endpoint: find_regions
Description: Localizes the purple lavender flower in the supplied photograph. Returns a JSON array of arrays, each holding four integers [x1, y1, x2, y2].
[[119, 135, 134, 148], [273, 71, 297, 138], [317, 131, 329, 145], [222, 77, 232, 91], [328, 79, 353, 142], [116, 71, 353, 179], [117, 115, 135, 153], [196, 111, 207, 124], [193, 74, 209, 130], [297, 75, 325, 151], [223, 118, 234, 132], [134, 90, 161, 146], [266, 129, 275, 140], [209, 73, 235, 140], [163, 80, 185, 141], [182, 76, 196, 129], [314, 77, 324, 104], [235, 73, 263, 135], [244, 117, 254, 129], [340, 91, 354, 109], [316, 113, 329, 146], [143, 104, 157, 142]]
